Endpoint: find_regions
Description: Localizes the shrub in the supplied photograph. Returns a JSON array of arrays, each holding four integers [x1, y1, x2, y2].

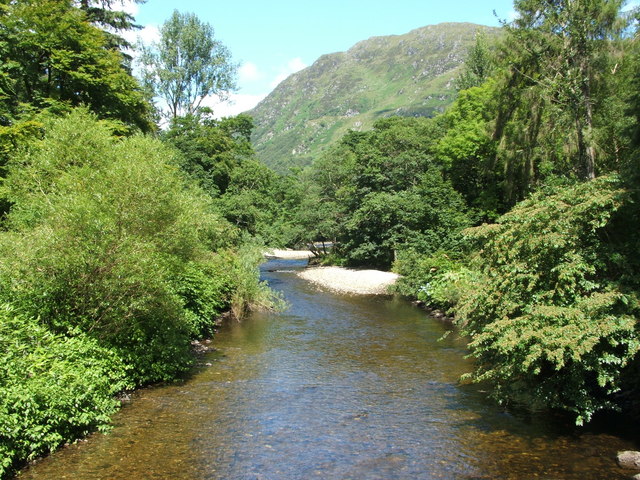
[[456, 176, 640, 424], [0, 304, 128, 477], [170, 257, 234, 338], [394, 250, 480, 310], [0, 109, 236, 384]]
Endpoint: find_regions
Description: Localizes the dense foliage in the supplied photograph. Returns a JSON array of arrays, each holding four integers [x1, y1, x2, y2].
[[298, 117, 470, 269], [0, 110, 278, 476], [0, 305, 129, 474], [0, 2, 286, 476], [402, 2, 639, 424], [457, 177, 639, 424], [139, 10, 237, 120], [162, 111, 304, 246], [0, 0, 151, 131]]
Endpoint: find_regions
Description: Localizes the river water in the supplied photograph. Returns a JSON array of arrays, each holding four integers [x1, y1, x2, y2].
[[17, 259, 639, 479]]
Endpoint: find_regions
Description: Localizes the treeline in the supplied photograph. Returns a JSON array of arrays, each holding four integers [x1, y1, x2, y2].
[[0, 1, 287, 477], [292, 1, 640, 425]]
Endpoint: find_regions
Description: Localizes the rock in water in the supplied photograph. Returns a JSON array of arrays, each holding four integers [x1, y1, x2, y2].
[[617, 451, 640, 470]]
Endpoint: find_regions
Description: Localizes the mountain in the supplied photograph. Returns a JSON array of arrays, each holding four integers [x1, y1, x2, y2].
[[248, 22, 500, 172]]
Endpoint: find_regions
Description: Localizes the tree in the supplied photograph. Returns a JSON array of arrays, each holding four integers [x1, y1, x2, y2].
[[437, 80, 502, 220], [455, 176, 639, 424], [299, 117, 469, 269], [139, 10, 237, 120], [455, 30, 494, 90], [75, 0, 144, 51], [163, 111, 254, 196], [1, 109, 236, 383], [494, 0, 627, 187], [0, 0, 152, 131]]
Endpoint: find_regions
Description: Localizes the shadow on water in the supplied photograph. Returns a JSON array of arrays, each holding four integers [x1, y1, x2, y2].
[[17, 259, 639, 480]]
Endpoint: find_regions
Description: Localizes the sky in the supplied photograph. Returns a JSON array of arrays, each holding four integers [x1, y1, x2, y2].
[[124, 0, 517, 117]]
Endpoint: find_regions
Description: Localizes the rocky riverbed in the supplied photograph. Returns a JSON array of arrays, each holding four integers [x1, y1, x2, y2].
[[297, 266, 399, 295]]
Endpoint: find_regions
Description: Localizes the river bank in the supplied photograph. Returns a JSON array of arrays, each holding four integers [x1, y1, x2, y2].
[[297, 266, 399, 295], [264, 249, 400, 295]]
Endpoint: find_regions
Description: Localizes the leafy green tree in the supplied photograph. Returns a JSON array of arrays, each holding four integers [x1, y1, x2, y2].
[[0, 305, 129, 478], [455, 176, 640, 424], [300, 116, 469, 269], [437, 80, 502, 220], [455, 31, 495, 90], [492, 0, 628, 194], [217, 158, 304, 246], [0, 109, 235, 383], [163, 111, 254, 196], [76, 0, 144, 51], [342, 171, 469, 268], [139, 10, 237, 120], [0, 0, 151, 131]]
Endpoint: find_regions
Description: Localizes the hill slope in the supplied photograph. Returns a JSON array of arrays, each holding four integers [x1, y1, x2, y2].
[[248, 23, 499, 172]]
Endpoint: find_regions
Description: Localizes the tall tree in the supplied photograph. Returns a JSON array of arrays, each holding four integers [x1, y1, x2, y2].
[[163, 111, 254, 196], [139, 10, 237, 120], [75, 0, 145, 54], [0, 0, 152, 130], [494, 0, 627, 191], [455, 30, 494, 91]]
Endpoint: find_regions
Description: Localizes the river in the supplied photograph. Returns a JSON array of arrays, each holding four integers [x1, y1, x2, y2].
[[17, 259, 639, 479]]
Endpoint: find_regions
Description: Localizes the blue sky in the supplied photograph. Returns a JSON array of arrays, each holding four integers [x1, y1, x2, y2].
[[127, 0, 518, 116]]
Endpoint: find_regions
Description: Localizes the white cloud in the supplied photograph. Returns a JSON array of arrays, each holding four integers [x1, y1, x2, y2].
[[136, 24, 161, 45], [238, 62, 263, 83], [202, 92, 269, 118], [287, 57, 307, 72], [119, 0, 139, 17], [270, 57, 307, 88]]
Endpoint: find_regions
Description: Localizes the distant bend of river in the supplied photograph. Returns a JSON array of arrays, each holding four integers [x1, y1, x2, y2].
[[17, 259, 639, 480]]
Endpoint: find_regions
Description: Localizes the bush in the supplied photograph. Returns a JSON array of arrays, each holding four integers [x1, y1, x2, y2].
[[0, 109, 281, 477], [456, 176, 640, 424], [0, 305, 128, 477], [393, 250, 480, 310], [171, 257, 234, 338], [0, 109, 236, 384], [227, 244, 285, 319]]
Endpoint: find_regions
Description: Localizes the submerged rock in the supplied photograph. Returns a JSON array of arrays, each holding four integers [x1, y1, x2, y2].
[[617, 451, 640, 470]]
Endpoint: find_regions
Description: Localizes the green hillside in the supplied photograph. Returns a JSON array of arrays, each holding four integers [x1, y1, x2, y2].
[[248, 22, 500, 172]]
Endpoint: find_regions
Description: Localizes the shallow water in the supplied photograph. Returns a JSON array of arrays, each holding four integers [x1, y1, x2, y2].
[[18, 259, 639, 479]]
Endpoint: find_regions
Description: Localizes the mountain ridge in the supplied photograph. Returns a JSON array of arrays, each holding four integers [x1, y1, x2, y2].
[[248, 22, 500, 172]]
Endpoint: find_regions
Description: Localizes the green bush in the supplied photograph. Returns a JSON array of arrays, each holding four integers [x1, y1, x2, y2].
[[0, 109, 283, 477], [227, 244, 285, 319], [0, 109, 236, 384], [0, 304, 128, 477], [456, 176, 640, 424], [393, 250, 480, 310], [171, 257, 234, 338]]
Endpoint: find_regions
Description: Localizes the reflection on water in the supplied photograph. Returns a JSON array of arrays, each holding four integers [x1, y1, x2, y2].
[[17, 259, 638, 479]]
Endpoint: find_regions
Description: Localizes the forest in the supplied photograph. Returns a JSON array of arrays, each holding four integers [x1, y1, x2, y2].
[[0, 0, 639, 477]]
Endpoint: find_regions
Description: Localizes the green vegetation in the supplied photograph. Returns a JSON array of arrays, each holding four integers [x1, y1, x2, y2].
[[0, 109, 278, 477], [293, 2, 640, 425], [0, 0, 152, 132], [297, 117, 469, 269], [1, 0, 639, 475], [456, 177, 639, 424], [161, 110, 304, 246], [139, 10, 237, 120], [0, 4, 276, 477]]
